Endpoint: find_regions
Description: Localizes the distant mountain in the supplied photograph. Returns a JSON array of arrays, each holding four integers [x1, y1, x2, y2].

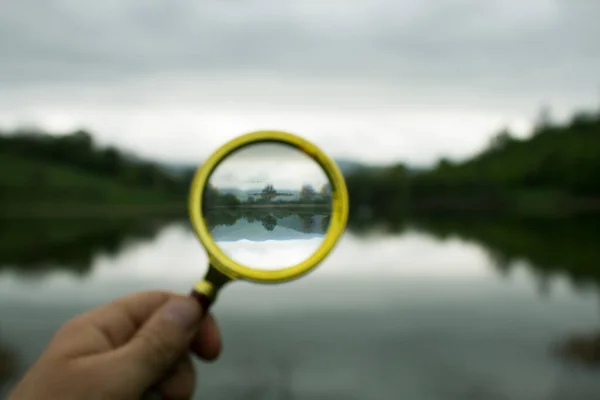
[[161, 163, 197, 176], [334, 159, 364, 174]]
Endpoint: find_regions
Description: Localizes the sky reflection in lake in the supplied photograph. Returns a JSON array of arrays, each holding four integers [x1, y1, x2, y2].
[[209, 212, 328, 270], [216, 238, 324, 270]]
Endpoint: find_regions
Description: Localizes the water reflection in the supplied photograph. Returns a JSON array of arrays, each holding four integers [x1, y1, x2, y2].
[[205, 208, 331, 270], [1, 214, 600, 398], [204, 208, 330, 237], [1, 213, 599, 293], [411, 216, 600, 292], [0, 217, 182, 278], [0, 334, 16, 389], [404, 215, 600, 369]]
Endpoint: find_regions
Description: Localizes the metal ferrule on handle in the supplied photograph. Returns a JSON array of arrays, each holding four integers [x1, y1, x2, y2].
[[189, 264, 232, 313], [190, 280, 217, 312]]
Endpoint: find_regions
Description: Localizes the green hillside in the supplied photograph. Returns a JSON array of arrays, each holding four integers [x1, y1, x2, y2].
[[0, 154, 173, 203], [0, 129, 192, 218], [345, 107, 600, 217], [416, 109, 600, 194]]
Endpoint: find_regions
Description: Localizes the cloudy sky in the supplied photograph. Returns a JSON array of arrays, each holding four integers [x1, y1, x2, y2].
[[1, 0, 598, 166], [210, 142, 329, 190]]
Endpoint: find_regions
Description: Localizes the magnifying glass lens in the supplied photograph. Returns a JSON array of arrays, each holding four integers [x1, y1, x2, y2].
[[202, 142, 332, 271]]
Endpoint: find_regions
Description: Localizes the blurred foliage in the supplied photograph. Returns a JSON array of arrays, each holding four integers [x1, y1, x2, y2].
[[203, 184, 243, 207], [2, 106, 599, 218], [343, 106, 600, 292], [0, 128, 194, 210], [0, 337, 16, 387], [2, 107, 600, 287], [345, 107, 600, 217], [345, 164, 410, 217]]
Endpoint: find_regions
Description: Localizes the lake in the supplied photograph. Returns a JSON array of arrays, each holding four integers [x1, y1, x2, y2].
[[1, 214, 600, 399]]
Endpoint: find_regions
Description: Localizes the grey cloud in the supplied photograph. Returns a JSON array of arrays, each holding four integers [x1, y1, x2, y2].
[[1, 0, 599, 166], [2, 0, 598, 98], [226, 142, 307, 161]]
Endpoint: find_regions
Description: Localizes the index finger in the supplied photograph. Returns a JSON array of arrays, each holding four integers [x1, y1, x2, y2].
[[106, 290, 222, 361], [50, 291, 175, 357]]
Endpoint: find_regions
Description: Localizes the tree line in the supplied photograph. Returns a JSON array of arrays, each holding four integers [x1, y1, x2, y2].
[[204, 182, 332, 208], [344, 107, 600, 217], [0, 128, 194, 196], [3, 105, 599, 217]]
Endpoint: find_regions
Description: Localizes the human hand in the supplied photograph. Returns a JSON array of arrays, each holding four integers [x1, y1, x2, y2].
[[8, 291, 222, 400]]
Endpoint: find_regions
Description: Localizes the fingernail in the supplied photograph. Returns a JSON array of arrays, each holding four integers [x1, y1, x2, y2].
[[161, 298, 202, 331]]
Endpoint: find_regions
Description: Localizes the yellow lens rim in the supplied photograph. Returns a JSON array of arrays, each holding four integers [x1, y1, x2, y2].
[[188, 130, 349, 283]]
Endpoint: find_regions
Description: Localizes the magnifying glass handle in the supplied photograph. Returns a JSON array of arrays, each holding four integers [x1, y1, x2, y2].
[[188, 263, 230, 316], [189, 289, 213, 313]]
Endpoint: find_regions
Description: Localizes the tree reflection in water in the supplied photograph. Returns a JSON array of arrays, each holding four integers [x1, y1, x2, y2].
[[2, 209, 600, 368], [203, 207, 331, 235], [261, 214, 277, 232], [407, 214, 600, 369], [0, 217, 181, 278], [0, 333, 16, 388]]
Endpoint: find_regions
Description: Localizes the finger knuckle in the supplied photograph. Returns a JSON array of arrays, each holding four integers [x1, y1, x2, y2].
[[57, 315, 87, 337]]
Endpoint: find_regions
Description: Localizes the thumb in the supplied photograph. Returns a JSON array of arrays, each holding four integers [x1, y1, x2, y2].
[[120, 296, 202, 387]]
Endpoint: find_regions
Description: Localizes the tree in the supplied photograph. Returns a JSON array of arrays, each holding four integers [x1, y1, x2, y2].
[[137, 163, 159, 188], [570, 111, 597, 130], [320, 214, 331, 232], [0, 127, 193, 199], [219, 193, 241, 207], [436, 158, 453, 170], [320, 183, 332, 197], [99, 147, 123, 175], [300, 215, 315, 232], [261, 214, 277, 231], [203, 184, 221, 207], [260, 184, 277, 201], [533, 105, 554, 134], [68, 129, 94, 149], [300, 184, 316, 201], [487, 128, 515, 153]]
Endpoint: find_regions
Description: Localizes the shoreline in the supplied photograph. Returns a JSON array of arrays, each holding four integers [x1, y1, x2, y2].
[[206, 203, 331, 210]]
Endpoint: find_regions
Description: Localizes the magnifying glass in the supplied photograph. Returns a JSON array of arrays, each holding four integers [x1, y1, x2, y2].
[[187, 130, 349, 312]]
